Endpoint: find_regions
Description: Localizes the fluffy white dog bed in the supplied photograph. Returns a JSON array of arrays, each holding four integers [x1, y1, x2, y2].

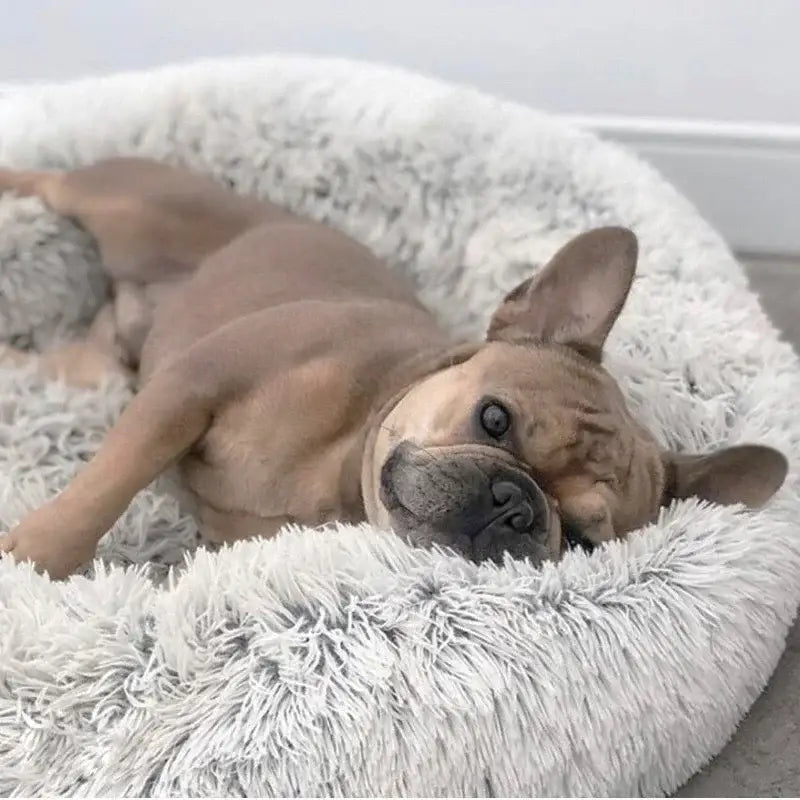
[[0, 56, 798, 797]]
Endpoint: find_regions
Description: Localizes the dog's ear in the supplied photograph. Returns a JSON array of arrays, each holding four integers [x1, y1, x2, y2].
[[487, 226, 638, 361], [663, 444, 788, 509]]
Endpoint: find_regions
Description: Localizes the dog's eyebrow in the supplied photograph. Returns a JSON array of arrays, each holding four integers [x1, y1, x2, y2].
[[569, 399, 605, 415]]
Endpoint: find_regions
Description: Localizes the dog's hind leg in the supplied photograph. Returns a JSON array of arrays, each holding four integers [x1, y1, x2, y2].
[[0, 304, 133, 389], [0, 168, 64, 204], [0, 158, 278, 284], [0, 158, 273, 370], [0, 163, 194, 283]]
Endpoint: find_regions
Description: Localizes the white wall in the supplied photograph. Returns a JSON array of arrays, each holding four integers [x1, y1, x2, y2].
[[3, 0, 799, 123], [2, 0, 799, 253]]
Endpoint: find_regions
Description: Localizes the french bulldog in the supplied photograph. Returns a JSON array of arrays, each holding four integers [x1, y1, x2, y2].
[[0, 158, 787, 578]]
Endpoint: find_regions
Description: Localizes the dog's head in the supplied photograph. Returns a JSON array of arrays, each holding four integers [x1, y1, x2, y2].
[[363, 227, 788, 564]]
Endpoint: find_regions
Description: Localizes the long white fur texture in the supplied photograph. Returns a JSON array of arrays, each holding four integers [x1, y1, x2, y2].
[[0, 56, 798, 797]]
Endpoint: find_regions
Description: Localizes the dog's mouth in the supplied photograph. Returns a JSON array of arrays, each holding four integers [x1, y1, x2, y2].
[[560, 518, 595, 553], [378, 440, 563, 565]]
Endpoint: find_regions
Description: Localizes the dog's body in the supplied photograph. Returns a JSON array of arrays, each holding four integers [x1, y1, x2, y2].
[[0, 158, 787, 578]]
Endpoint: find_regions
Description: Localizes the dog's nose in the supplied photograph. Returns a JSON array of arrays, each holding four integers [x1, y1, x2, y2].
[[465, 474, 548, 540], [488, 480, 537, 532]]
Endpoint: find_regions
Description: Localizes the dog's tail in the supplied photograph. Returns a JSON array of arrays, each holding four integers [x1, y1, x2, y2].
[[0, 167, 65, 208]]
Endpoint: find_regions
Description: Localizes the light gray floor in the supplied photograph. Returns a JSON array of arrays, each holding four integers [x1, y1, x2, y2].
[[677, 256, 800, 797]]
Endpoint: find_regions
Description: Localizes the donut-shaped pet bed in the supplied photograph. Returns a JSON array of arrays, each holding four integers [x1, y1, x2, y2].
[[0, 56, 798, 797]]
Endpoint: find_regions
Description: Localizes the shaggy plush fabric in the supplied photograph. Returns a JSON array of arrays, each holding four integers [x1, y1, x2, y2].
[[0, 55, 798, 797]]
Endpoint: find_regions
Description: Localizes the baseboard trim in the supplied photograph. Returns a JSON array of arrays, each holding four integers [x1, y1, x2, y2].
[[560, 114, 800, 257]]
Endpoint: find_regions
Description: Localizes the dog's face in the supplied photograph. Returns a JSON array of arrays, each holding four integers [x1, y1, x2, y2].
[[363, 227, 788, 564]]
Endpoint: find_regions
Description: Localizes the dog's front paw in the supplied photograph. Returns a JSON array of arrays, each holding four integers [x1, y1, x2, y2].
[[0, 504, 97, 579]]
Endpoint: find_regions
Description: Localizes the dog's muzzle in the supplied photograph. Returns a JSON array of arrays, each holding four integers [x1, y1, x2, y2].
[[379, 440, 556, 563]]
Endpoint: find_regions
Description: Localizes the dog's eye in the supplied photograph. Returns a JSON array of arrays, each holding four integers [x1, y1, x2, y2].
[[480, 401, 511, 438]]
